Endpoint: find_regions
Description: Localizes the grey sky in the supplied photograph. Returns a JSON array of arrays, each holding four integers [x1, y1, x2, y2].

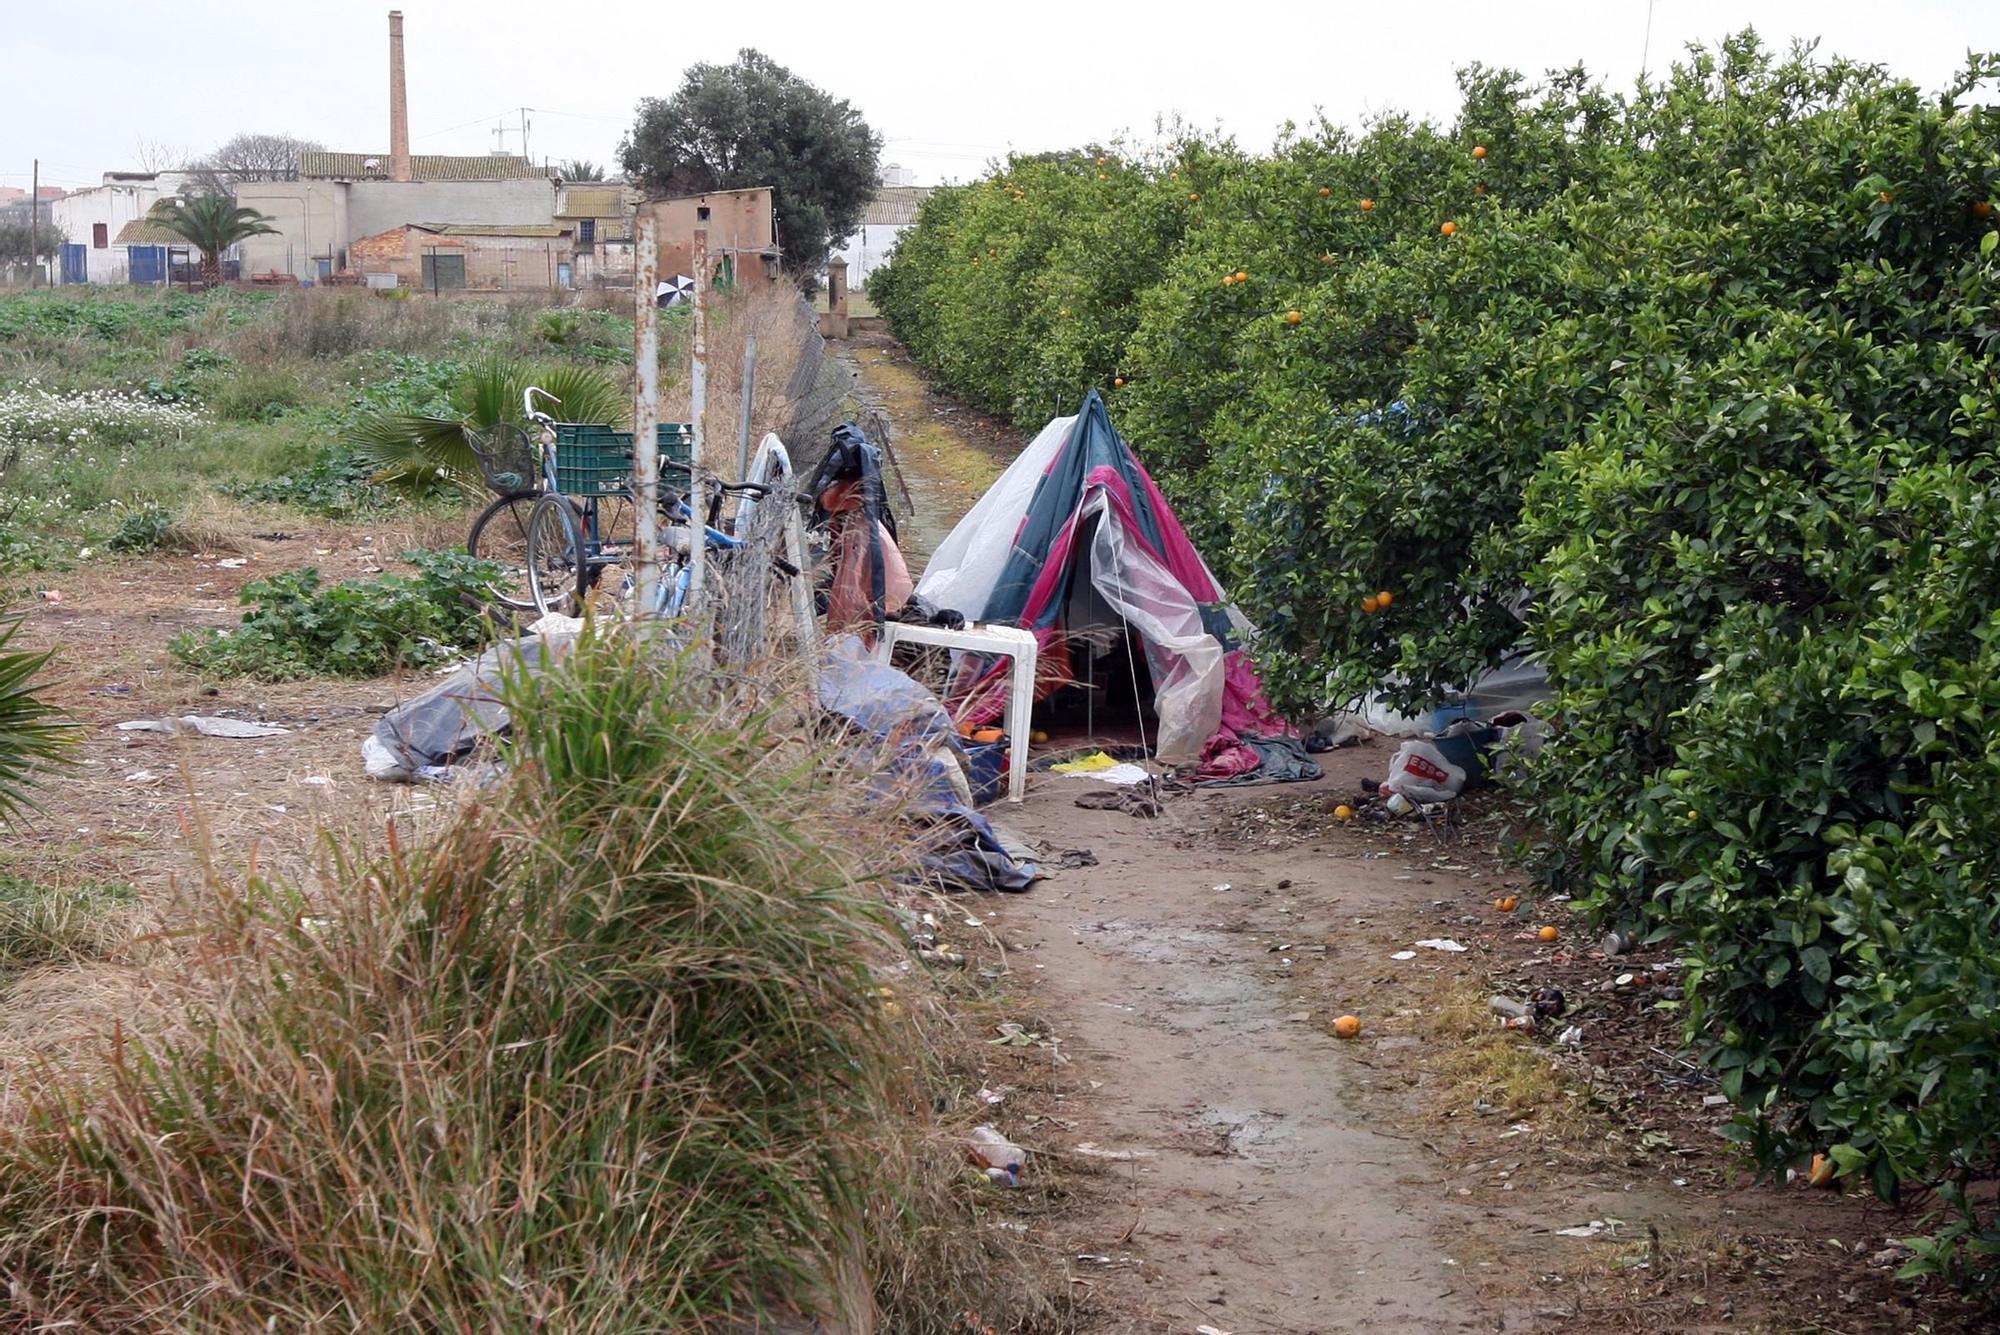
[[6, 0, 1996, 193]]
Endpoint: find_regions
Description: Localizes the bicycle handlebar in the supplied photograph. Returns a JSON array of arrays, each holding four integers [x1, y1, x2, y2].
[[522, 385, 561, 423]]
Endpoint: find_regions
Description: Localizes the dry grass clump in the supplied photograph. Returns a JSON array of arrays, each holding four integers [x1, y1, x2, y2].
[[0, 871, 134, 974], [0, 629, 1060, 1331], [1418, 980, 1573, 1121]]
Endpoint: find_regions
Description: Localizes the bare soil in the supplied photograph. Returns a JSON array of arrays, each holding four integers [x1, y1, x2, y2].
[[842, 330, 1989, 1335], [0, 332, 1982, 1333]]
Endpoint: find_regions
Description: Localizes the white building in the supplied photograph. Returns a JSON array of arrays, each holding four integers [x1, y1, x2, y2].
[[832, 185, 931, 288], [46, 171, 200, 284]]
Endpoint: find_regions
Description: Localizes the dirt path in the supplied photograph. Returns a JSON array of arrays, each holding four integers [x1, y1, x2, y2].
[[841, 331, 1495, 1332], [837, 328, 1979, 1335]]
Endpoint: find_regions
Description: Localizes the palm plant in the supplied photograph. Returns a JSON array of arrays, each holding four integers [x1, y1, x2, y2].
[[558, 159, 607, 182], [348, 359, 628, 492], [145, 194, 278, 286], [0, 617, 73, 823]]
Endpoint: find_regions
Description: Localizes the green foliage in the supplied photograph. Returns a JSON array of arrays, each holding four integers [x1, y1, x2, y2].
[[534, 308, 633, 363], [170, 549, 504, 680], [878, 33, 2000, 1285], [621, 48, 881, 274], [347, 358, 626, 491], [106, 506, 174, 553], [0, 220, 66, 268], [217, 445, 385, 517], [0, 617, 73, 824], [144, 194, 278, 281]]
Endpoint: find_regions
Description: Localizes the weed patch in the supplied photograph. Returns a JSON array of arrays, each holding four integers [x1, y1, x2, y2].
[[171, 548, 503, 679]]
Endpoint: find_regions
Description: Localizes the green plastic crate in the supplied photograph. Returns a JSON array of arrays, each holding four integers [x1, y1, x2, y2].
[[550, 422, 694, 497]]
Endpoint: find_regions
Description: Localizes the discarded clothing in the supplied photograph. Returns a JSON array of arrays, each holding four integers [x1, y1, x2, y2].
[[1195, 733, 1324, 788], [1074, 788, 1163, 819]]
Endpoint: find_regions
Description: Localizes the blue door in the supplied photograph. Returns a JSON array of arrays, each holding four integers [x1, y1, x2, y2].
[[128, 246, 165, 284], [60, 244, 87, 284]]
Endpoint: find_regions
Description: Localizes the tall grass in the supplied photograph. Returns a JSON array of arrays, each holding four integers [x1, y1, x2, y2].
[[0, 630, 921, 1329]]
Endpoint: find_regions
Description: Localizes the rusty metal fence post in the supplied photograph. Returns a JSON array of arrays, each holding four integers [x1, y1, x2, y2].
[[631, 209, 662, 618], [687, 226, 710, 614]]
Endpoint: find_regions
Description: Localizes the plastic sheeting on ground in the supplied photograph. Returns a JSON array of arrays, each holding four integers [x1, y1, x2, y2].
[[817, 635, 1038, 893], [363, 630, 576, 782]]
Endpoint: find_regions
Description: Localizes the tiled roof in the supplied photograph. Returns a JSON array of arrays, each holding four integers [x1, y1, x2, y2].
[[557, 186, 626, 218], [114, 219, 186, 245], [863, 186, 932, 227], [299, 152, 552, 181], [410, 222, 569, 238]]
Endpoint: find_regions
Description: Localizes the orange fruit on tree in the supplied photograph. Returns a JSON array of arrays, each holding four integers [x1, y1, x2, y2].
[[1332, 1015, 1362, 1039], [1321, 252, 1336, 263], [1319, 186, 1332, 197], [1376, 590, 1394, 608], [1362, 594, 1381, 614], [1095, 156, 1105, 166], [1359, 198, 1376, 211], [1538, 925, 1559, 943], [1472, 145, 1488, 159], [1113, 376, 1126, 387], [1189, 191, 1200, 201], [1879, 190, 1896, 203], [1285, 310, 1303, 325], [1474, 184, 1487, 195], [1808, 1153, 1835, 1188], [1235, 270, 1249, 282], [1440, 221, 1458, 236], [1974, 200, 1994, 218]]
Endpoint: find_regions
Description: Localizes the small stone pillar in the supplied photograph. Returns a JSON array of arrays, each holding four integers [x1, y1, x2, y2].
[[819, 259, 850, 339]]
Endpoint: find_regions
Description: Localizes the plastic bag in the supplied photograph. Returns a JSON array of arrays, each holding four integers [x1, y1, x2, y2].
[[1380, 739, 1467, 804]]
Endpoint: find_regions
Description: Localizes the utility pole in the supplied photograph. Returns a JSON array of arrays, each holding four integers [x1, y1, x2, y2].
[[29, 158, 39, 287], [519, 108, 531, 163]]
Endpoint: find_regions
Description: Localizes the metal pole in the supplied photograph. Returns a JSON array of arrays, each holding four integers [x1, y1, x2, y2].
[[735, 334, 757, 481], [29, 159, 38, 288], [688, 226, 710, 613], [632, 210, 662, 619]]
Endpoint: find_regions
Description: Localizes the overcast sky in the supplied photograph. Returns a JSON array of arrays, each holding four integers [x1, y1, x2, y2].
[[6, 0, 1996, 193]]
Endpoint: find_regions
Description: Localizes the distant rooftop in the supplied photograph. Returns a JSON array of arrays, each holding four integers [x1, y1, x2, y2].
[[300, 152, 551, 182], [409, 222, 569, 238], [114, 219, 187, 245], [863, 186, 933, 227]]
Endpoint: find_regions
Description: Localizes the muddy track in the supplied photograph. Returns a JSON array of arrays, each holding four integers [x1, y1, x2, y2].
[[837, 331, 1500, 1332]]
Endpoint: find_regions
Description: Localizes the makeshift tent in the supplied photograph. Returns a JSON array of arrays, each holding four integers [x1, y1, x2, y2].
[[917, 391, 1302, 780]]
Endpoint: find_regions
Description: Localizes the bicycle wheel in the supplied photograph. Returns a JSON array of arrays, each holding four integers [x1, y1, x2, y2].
[[465, 491, 540, 612], [525, 493, 585, 617]]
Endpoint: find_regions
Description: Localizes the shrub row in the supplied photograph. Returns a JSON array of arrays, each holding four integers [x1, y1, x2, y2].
[[874, 34, 2000, 1285]]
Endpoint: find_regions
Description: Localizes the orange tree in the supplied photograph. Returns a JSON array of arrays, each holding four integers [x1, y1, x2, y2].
[[876, 36, 2000, 1286]]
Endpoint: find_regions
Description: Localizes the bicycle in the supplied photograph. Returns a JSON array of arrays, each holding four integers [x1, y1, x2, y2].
[[518, 407, 800, 620], [462, 388, 563, 613]]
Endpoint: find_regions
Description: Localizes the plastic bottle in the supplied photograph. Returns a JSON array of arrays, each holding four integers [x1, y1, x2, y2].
[[966, 1125, 1024, 1186]]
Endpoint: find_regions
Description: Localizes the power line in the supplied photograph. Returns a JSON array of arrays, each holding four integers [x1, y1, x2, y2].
[[1641, 0, 1658, 81]]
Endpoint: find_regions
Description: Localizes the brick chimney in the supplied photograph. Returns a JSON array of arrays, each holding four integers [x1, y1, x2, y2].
[[388, 10, 412, 182]]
